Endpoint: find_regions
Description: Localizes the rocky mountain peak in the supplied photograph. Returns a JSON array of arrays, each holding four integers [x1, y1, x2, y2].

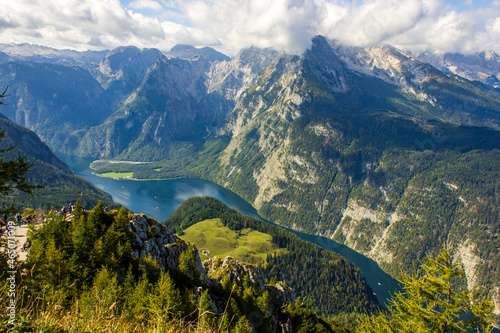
[[166, 44, 230, 62], [418, 49, 500, 88], [232, 47, 278, 72], [0, 43, 107, 66], [302, 35, 352, 93], [170, 44, 196, 52], [478, 50, 500, 62], [100, 46, 164, 75]]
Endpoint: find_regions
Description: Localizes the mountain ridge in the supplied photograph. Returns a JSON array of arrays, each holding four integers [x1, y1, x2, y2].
[[0, 114, 117, 210], [1, 36, 499, 321]]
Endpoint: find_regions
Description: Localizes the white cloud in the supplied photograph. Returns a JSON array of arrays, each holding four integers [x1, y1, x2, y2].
[[488, 17, 500, 39], [0, 0, 499, 56], [128, 0, 164, 11], [0, 0, 173, 50], [388, 0, 500, 54], [319, 0, 426, 47], [177, 0, 324, 55]]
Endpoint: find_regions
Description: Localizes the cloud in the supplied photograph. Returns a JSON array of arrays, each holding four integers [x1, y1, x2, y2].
[[128, 0, 164, 11], [0, 0, 168, 50], [319, 0, 426, 47], [177, 0, 324, 55], [488, 17, 500, 39], [387, 0, 500, 54], [0, 0, 499, 56], [177, 0, 500, 55]]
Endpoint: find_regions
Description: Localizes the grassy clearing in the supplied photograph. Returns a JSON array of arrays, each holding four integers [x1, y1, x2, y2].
[[182, 218, 287, 266], [98, 171, 134, 178]]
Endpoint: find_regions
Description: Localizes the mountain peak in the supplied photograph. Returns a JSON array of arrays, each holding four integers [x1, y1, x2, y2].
[[303, 35, 352, 93], [166, 44, 229, 62], [170, 44, 196, 52], [478, 50, 500, 61]]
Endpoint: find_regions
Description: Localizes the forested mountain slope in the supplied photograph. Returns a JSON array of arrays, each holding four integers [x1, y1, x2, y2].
[[165, 196, 380, 318], [12, 201, 339, 332], [0, 114, 116, 210]]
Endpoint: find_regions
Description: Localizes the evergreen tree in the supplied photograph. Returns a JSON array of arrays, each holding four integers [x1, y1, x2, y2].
[[79, 267, 121, 317], [197, 289, 215, 328], [358, 244, 494, 333], [71, 197, 84, 220], [148, 271, 183, 320], [125, 274, 151, 321], [178, 244, 201, 284]]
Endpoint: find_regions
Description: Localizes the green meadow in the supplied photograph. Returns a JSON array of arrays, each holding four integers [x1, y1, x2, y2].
[[98, 171, 134, 178], [182, 218, 287, 265]]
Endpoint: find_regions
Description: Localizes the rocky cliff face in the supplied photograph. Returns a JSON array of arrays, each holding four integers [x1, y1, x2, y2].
[[198, 36, 500, 318], [128, 213, 213, 285], [329, 41, 441, 103], [418, 49, 500, 88]]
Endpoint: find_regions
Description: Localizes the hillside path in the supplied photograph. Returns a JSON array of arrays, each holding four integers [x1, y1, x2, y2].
[[0, 214, 60, 263]]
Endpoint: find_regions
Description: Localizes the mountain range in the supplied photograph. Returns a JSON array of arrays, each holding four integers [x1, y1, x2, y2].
[[0, 36, 499, 321]]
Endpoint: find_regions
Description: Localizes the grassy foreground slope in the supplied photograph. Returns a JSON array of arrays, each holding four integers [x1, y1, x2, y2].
[[166, 196, 380, 318]]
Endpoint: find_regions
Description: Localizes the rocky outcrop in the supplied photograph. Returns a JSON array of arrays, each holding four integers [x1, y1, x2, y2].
[[203, 256, 297, 333], [127, 213, 213, 285], [203, 256, 295, 305], [127, 214, 297, 311]]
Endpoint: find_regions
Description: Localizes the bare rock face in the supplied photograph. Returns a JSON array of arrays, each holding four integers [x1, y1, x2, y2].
[[202, 256, 295, 306], [127, 214, 213, 285]]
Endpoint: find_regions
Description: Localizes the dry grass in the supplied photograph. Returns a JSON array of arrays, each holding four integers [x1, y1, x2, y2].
[[0, 280, 226, 333]]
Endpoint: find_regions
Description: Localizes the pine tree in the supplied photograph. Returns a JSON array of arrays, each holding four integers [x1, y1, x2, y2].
[[125, 273, 151, 321], [358, 244, 494, 333], [71, 197, 84, 220], [148, 271, 183, 320], [79, 267, 121, 318], [197, 289, 215, 328]]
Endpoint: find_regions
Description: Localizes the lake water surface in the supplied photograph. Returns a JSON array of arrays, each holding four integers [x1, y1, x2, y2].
[[60, 154, 399, 305], [61, 154, 261, 222]]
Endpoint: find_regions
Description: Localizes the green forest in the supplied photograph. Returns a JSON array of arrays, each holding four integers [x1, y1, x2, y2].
[[1, 201, 335, 332], [166, 197, 380, 318]]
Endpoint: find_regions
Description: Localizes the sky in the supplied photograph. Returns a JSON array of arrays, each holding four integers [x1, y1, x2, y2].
[[0, 0, 499, 56]]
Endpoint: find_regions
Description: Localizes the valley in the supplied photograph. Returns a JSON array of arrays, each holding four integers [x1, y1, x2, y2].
[[63, 154, 398, 307], [0, 34, 499, 327]]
